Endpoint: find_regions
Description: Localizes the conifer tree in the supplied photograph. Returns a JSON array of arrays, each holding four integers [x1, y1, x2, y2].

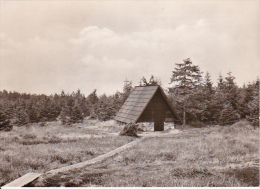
[[15, 106, 30, 126], [87, 89, 99, 119], [87, 89, 98, 105], [246, 95, 259, 128], [95, 94, 116, 121], [219, 103, 240, 126], [70, 105, 84, 123], [27, 98, 40, 123], [113, 91, 124, 112], [0, 110, 13, 131], [170, 58, 203, 126], [246, 78, 259, 128], [236, 84, 254, 118], [60, 106, 70, 125], [217, 73, 225, 90], [224, 72, 238, 110], [204, 71, 213, 94]]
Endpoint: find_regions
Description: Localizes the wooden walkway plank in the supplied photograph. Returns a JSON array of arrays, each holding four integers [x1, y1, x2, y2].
[[2, 173, 42, 188], [4, 133, 176, 187], [2, 137, 145, 187], [47, 137, 146, 174]]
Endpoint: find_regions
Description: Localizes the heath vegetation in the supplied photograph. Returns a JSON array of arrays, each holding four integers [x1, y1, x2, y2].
[[30, 120, 259, 187]]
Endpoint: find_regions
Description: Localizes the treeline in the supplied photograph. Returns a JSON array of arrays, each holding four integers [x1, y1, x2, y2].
[[168, 58, 259, 127], [0, 58, 259, 130], [0, 82, 133, 130]]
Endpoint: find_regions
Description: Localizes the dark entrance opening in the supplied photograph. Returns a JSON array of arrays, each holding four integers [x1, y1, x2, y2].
[[154, 108, 164, 131]]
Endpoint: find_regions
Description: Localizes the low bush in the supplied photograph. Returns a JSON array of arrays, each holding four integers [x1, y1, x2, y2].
[[119, 124, 138, 137]]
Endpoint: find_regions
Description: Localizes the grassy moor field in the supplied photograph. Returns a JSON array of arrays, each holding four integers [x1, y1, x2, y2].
[[19, 120, 259, 187], [0, 120, 135, 186]]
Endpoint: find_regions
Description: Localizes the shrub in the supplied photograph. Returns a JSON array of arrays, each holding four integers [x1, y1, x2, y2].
[[119, 124, 138, 137]]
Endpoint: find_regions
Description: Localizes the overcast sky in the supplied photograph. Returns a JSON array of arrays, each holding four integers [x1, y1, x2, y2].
[[0, 0, 259, 96]]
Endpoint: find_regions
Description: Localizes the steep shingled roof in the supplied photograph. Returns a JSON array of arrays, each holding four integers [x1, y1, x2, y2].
[[114, 85, 181, 124]]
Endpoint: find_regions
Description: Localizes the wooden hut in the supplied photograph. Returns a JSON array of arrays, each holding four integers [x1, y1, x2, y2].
[[114, 85, 182, 131]]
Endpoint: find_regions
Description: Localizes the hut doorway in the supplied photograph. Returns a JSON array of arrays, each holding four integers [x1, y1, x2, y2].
[[154, 108, 164, 131]]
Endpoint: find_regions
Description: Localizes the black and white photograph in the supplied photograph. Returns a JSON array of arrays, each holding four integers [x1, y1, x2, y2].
[[0, 0, 259, 187]]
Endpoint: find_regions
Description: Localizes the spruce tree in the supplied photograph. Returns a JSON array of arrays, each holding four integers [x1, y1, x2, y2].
[[60, 106, 70, 125], [246, 95, 259, 128], [219, 103, 240, 126], [0, 110, 13, 131], [170, 58, 203, 126], [70, 105, 84, 123], [204, 71, 213, 94], [199, 72, 220, 123], [96, 94, 116, 121], [15, 106, 30, 126], [27, 98, 40, 123], [113, 91, 124, 112], [236, 84, 254, 118], [224, 72, 238, 110], [246, 79, 259, 128], [217, 73, 225, 90]]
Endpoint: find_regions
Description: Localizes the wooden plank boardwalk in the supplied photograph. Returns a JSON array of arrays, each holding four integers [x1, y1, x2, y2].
[[2, 131, 179, 187], [47, 137, 146, 174], [2, 173, 42, 188], [2, 137, 146, 187]]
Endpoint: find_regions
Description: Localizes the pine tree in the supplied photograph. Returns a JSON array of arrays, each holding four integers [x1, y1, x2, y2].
[[96, 95, 116, 121], [87, 89, 99, 105], [204, 71, 213, 94], [246, 95, 259, 128], [87, 89, 99, 119], [236, 84, 254, 118], [199, 72, 215, 123], [169, 58, 203, 126], [38, 98, 56, 122], [70, 105, 84, 123], [15, 106, 30, 126], [27, 98, 40, 123], [224, 72, 238, 110], [217, 73, 225, 90], [246, 78, 259, 128], [209, 90, 226, 124], [219, 103, 240, 126], [60, 106, 70, 125], [113, 91, 124, 112]]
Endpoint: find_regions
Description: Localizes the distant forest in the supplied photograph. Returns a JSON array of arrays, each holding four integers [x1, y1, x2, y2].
[[0, 58, 259, 130]]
